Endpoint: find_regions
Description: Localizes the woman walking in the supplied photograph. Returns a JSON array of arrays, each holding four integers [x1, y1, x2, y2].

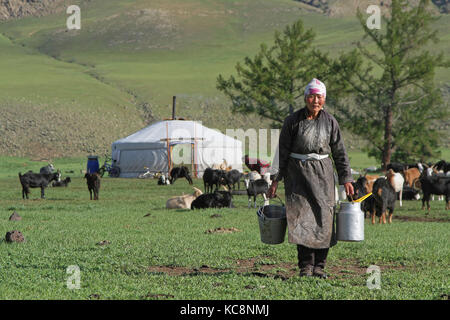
[[267, 78, 354, 279]]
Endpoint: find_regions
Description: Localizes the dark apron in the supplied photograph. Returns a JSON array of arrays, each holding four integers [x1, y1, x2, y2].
[[284, 159, 337, 248]]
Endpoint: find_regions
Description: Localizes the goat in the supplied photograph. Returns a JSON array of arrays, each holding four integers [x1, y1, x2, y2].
[[386, 169, 404, 207], [403, 167, 421, 188], [169, 166, 193, 185], [401, 186, 420, 200], [363, 174, 380, 193], [203, 168, 225, 193], [222, 169, 243, 191], [419, 174, 450, 211], [52, 177, 71, 187], [191, 190, 233, 209], [425, 167, 444, 201], [18, 171, 61, 199], [372, 177, 397, 224], [244, 178, 269, 208], [247, 171, 262, 181], [211, 159, 231, 171], [386, 162, 405, 173], [433, 160, 450, 174], [40, 163, 55, 175], [84, 173, 101, 200], [349, 176, 374, 218], [157, 174, 170, 185], [166, 187, 203, 209]]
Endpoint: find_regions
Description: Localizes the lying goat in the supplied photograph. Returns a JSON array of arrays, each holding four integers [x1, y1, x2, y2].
[[166, 187, 203, 209], [19, 171, 61, 199], [191, 190, 233, 209], [157, 174, 171, 185], [52, 177, 71, 187]]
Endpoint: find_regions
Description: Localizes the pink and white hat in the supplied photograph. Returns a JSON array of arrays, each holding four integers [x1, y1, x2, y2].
[[304, 78, 326, 98]]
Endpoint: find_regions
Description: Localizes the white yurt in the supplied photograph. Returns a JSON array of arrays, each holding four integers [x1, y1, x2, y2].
[[111, 120, 243, 178]]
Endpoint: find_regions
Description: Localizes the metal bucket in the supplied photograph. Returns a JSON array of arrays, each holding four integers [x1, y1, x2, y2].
[[337, 202, 364, 242], [257, 199, 287, 245]]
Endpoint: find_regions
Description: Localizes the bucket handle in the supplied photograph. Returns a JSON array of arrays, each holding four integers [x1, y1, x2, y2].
[[259, 195, 285, 217]]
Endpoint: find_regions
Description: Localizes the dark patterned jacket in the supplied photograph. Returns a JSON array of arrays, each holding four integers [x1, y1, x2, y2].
[[276, 107, 353, 185]]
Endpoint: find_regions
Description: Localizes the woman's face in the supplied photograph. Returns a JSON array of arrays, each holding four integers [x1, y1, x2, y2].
[[305, 94, 325, 115]]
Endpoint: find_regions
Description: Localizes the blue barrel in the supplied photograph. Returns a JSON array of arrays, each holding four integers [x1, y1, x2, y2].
[[87, 156, 99, 173]]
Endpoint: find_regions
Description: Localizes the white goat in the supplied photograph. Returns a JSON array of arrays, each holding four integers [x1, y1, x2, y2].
[[166, 187, 203, 209], [248, 171, 262, 181], [263, 172, 272, 186], [387, 169, 404, 207]]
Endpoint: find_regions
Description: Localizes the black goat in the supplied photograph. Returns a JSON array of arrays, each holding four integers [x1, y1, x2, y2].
[[169, 166, 193, 185], [419, 175, 450, 211], [203, 168, 225, 193], [223, 169, 243, 191], [433, 160, 450, 174], [52, 177, 71, 187], [85, 173, 101, 200], [372, 178, 397, 224], [40, 164, 55, 175], [19, 171, 61, 199], [386, 162, 405, 173], [349, 176, 374, 218], [191, 190, 233, 209], [244, 178, 269, 208], [400, 185, 420, 201]]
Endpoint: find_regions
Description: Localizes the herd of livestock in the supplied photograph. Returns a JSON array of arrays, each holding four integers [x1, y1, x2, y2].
[[16, 158, 450, 222]]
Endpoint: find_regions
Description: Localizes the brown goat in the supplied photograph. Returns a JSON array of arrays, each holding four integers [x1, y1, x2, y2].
[[403, 168, 420, 188], [84, 173, 101, 200]]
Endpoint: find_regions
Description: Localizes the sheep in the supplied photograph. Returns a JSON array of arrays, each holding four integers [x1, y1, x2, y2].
[[166, 187, 203, 209], [84, 173, 101, 200], [244, 178, 269, 208], [18, 171, 61, 199]]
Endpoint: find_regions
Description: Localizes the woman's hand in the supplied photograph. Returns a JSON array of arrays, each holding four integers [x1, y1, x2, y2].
[[344, 182, 354, 197], [267, 180, 278, 198]]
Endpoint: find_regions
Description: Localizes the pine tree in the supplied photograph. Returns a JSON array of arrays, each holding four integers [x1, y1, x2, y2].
[[325, 0, 449, 167], [216, 20, 334, 128]]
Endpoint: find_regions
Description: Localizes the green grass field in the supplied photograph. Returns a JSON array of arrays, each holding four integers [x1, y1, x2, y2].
[[0, 155, 448, 300]]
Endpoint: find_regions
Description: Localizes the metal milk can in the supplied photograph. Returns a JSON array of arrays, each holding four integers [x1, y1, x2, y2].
[[336, 202, 364, 242]]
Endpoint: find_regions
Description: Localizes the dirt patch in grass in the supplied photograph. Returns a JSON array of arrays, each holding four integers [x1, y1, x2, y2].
[[393, 215, 449, 223], [205, 227, 240, 234], [147, 257, 410, 281]]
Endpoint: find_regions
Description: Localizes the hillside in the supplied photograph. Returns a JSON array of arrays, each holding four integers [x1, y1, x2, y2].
[[0, 0, 448, 158]]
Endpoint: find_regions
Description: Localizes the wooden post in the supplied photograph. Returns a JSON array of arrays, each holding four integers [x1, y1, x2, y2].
[[172, 96, 176, 120]]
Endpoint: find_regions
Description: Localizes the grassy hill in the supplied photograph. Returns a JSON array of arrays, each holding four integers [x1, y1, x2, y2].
[[0, 0, 448, 158]]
